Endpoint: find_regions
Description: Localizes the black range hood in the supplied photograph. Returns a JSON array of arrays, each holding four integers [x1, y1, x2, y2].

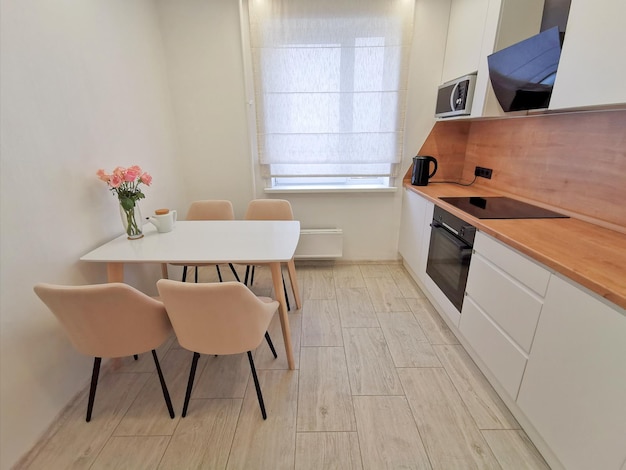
[[487, 26, 562, 112]]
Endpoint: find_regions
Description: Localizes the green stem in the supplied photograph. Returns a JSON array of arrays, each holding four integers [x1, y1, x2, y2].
[[123, 203, 141, 237]]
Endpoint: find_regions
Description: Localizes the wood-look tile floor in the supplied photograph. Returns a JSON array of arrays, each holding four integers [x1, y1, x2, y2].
[[17, 263, 550, 470]]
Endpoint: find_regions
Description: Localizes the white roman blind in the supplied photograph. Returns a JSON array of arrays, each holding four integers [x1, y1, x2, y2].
[[247, 0, 414, 179]]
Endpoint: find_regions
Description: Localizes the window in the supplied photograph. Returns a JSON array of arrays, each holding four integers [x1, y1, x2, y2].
[[245, 0, 415, 189]]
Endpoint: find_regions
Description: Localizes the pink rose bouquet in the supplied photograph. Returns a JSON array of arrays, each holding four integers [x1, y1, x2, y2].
[[97, 166, 152, 238]]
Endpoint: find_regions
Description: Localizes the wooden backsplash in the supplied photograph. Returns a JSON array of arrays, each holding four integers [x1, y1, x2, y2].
[[416, 109, 626, 229]]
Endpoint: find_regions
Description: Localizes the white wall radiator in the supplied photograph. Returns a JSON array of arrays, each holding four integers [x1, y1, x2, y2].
[[294, 229, 343, 259]]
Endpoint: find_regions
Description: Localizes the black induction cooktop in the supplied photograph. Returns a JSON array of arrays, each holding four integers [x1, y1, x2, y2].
[[440, 196, 569, 219]]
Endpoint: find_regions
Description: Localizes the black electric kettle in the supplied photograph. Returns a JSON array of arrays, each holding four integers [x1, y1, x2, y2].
[[411, 155, 438, 186]]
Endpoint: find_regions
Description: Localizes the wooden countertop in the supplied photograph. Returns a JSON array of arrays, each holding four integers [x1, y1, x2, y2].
[[404, 182, 626, 311]]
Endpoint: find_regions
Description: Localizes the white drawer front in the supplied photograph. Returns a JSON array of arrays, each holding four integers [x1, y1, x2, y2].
[[466, 254, 542, 353], [474, 232, 550, 297], [460, 297, 528, 400]]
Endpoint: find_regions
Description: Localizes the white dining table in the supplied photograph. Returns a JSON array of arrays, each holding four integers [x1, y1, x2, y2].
[[80, 220, 302, 369]]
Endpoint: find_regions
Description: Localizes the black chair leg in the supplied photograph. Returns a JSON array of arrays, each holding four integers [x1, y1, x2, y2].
[[229, 263, 241, 282], [195, 266, 199, 283], [152, 350, 175, 419], [247, 351, 266, 420], [133, 354, 138, 360], [244, 265, 250, 285], [282, 273, 290, 311], [264, 332, 277, 358], [86, 357, 102, 422], [182, 266, 188, 282], [215, 265, 223, 282], [182, 352, 200, 417], [251, 266, 255, 285]]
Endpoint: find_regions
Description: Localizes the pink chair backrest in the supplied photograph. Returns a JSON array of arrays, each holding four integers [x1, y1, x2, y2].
[[157, 280, 278, 355], [33, 283, 172, 358], [245, 199, 293, 221], [186, 200, 235, 221]]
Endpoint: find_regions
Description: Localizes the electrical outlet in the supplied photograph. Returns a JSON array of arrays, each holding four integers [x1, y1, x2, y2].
[[474, 166, 493, 179]]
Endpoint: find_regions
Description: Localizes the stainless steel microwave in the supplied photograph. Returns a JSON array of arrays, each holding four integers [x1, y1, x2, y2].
[[435, 73, 477, 118]]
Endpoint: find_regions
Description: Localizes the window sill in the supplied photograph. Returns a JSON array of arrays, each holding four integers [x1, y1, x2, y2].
[[264, 185, 398, 194]]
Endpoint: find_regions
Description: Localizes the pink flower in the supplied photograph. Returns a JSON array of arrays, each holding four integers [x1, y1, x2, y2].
[[124, 168, 140, 182], [96, 169, 110, 182], [98, 165, 151, 203], [109, 174, 122, 188]]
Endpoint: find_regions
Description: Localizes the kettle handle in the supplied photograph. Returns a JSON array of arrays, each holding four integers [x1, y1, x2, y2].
[[427, 156, 438, 178]]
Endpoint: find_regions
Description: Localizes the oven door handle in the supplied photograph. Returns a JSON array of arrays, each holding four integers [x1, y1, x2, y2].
[[431, 222, 472, 252]]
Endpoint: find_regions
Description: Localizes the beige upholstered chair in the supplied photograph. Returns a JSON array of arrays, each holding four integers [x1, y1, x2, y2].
[[33, 283, 175, 422], [174, 200, 241, 283], [157, 279, 278, 419], [244, 199, 294, 309]]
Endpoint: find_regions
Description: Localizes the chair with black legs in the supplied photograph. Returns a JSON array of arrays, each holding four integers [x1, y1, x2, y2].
[[33, 283, 175, 422], [243, 199, 295, 310], [157, 279, 278, 419], [172, 200, 241, 283]]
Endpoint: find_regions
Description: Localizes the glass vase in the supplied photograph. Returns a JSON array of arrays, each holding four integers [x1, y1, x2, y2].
[[119, 202, 144, 239]]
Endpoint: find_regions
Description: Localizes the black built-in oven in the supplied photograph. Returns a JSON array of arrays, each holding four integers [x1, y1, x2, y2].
[[426, 206, 476, 312]]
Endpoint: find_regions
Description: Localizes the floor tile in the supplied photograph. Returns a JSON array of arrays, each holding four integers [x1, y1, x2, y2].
[[434, 344, 519, 430], [91, 435, 170, 470], [295, 432, 362, 470], [158, 399, 241, 469], [364, 277, 411, 312], [377, 312, 441, 368], [343, 328, 403, 395], [336, 287, 379, 328], [407, 297, 459, 345], [353, 396, 432, 470], [23, 372, 149, 469], [297, 347, 355, 432], [399, 368, 501, 470], [301, 299, 343, 347], [226, 370, 298, 470], [302, 266, 336, 300], [482, 430, 550, 470], [332, 264, 366, 288]]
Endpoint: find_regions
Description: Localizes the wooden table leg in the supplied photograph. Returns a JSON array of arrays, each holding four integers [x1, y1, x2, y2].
[[106, 262, 125, 369], [286, 258, 302, 310], [107, 262, 124, 283], [270, 262, 295, 370], [161, 263, 169, 279]]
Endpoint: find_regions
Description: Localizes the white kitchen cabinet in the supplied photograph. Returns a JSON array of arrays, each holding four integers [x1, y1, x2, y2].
[[471, 0, 545, 117], [464, 255, 543, 353], [398, 188, 433, 282], [460, 231, 550, 399], [549, 0, 626, 110], [440, 0, 489, 84], [516, 275, 626, 470]]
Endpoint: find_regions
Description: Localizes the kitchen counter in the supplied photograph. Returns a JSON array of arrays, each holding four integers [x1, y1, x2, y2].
[[404, 182, 626, 311]]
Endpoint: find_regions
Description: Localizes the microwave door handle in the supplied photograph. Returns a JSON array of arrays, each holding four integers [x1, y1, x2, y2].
[[450, 82, 460, 111]]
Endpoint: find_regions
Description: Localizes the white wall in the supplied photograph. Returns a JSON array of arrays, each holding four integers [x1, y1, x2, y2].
[[155, 0, 255, 219], [0, 0, 185, 468]]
